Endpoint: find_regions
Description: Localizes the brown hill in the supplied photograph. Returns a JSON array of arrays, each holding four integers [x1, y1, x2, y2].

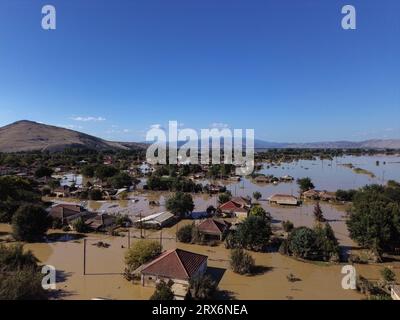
[[0, 120, 144, 152]]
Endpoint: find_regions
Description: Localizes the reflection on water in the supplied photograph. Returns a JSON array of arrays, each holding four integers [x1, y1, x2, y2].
[[213, 155, 400, 199]]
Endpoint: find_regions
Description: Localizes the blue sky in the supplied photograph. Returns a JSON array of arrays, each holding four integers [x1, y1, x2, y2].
[[0, 0, 399, 142]]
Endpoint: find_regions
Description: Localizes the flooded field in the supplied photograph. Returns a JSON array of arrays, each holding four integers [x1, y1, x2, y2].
[[2, 155, 400, 300], [1, 221, 399, 300]]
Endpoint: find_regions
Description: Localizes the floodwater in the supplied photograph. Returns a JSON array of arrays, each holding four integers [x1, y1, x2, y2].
[[217, 155, 400, 200], [2, 222, 398, 300], [2, 155, 400, 300]]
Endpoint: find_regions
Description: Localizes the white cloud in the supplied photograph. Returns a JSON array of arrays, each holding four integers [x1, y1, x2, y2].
[[58, 124, 83, 130], [150, 124, 163, 129], [71, 116, 106, 122]]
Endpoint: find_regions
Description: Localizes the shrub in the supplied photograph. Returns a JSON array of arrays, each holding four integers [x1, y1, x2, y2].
[[72, 217, 89, 233], [176, 224, 194, 243], [150, 280, 175, 300], [230, 248, 255, 275], [187, 274, 217, 300], [89, 189, 103, 200], [282, 220, 294, 233], [380, 267, 396, 283]]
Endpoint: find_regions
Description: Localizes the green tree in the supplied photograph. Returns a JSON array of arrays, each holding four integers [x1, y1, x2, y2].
[[287, 227, 318, 260], [0, 268, 47, 300], [314, 223, 340, 262], [347, 184, 400, 254], [230, 248, 255, 275], [313, 202, 325, 222], [34, 166, 53, 179], [176, 224, 194, 243], [0, 244, 38, 271], [187, 274, 217, 300], [95, 165, 119, 181], [166, 192, 194, 218], [218, 192, 232, 204], [12, 205, 51, 242], [230, 216, 271, 251], [0, 244, 47, 300], [81, 165, 96, 178], [108, 172, 132, 189], [253, 191, 262, 201], [0, 176, 41, 222], [89, 189, 103, 200], [150, 280, 175, 300], [282, 220, 294, 233], [124, 240, 162, 276], [380, 267, 396, 283], [297, 177, 314, 193], [248, 205, 270, 220], [336, 189, 356, 202], [72, 217, 89, 233]]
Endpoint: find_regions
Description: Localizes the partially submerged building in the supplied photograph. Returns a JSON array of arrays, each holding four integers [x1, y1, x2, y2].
[[136, 249, 208, 300], [135, 211, 176, 229], [268, 194, 299, 206], [49, 204, 88, 225], [219, 197, 251, 219], [196, 218, 230, 241]]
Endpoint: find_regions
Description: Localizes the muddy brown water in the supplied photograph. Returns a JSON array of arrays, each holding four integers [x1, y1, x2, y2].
[[2, 155, 400, 299], [1, 215, 399, 300]]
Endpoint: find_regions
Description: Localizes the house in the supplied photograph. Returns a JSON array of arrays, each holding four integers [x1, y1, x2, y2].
[[196, 218, 230, 241], [84, 213, 116, 231], [302, 189, 321, 200], [254, 175, 271, 183], [53, 186, 71, 198], [49, 204, 88, 225], [231, 196, 251, 207], [137, 249, 208, 300], [280, 175, 294, 182], [319, 191, 337, 202], [208, 184, 223, 194], [391, 285, 400, 300], [268, 194, 299, 206], [135, 211, 176, 229], [219, 198, 250, 219]]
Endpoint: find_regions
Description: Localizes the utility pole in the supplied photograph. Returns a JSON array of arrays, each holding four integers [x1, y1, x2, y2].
[[139, 211, 143, 238], [83, 238, 86, 275], [160, 229, 163, 248]]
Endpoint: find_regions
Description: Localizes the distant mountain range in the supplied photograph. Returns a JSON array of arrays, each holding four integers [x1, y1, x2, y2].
[[0, 120, 399, 152], [252, 139, 400, 150]]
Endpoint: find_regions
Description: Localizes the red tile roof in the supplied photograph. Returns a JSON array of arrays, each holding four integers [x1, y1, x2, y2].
[[141, 249, 207, 280], [219, 200, 248, 212], [197, 219, 229, 235]]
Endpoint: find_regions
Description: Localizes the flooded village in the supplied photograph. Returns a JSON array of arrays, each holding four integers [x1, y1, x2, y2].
[[1, 149, 400, 300]]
